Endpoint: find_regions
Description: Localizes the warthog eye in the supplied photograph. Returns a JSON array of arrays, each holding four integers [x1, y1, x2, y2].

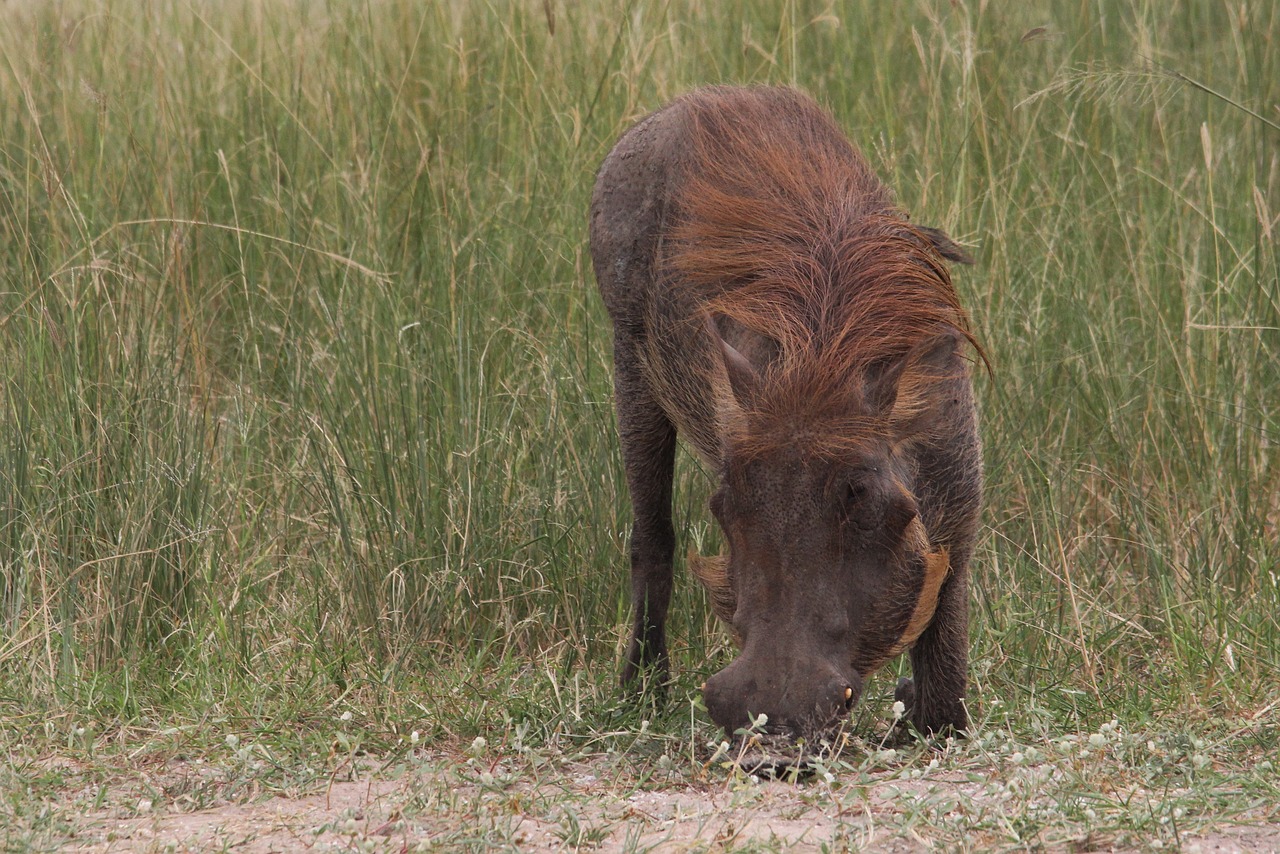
[[841, 481, 877, 530], [841, 475, 918, 540], [844, 481, 870, 508]]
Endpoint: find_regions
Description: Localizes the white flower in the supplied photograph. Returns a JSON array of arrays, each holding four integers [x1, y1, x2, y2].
[[340, 711, 352, 722], [470, 736, 487, 754], [891, 701, 906, 720]]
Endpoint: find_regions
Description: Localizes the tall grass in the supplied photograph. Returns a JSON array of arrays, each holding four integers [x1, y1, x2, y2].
[[1, 0, 1276, 733]]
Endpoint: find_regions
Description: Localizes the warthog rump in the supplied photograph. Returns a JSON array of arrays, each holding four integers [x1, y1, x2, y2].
[[589, 85, 985, 745]]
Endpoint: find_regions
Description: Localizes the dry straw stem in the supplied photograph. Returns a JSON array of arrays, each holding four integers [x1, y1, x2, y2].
[[99, 219, 390, 283], [1020, 60, 1280, 135]]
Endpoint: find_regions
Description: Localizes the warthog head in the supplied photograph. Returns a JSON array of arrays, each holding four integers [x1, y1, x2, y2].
[[690, 326, 957, 740]]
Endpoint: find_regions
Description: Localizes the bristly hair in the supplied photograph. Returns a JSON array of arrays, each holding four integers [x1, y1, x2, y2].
[[658, 86, 986, 456]]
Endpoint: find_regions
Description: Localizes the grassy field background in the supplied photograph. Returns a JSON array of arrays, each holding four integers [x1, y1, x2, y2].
[[1, 0, 1277, 850]]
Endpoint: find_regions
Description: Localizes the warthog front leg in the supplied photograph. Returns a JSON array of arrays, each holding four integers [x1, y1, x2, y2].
[[898, 558, 970, 736], [612, 333, 677, 692]]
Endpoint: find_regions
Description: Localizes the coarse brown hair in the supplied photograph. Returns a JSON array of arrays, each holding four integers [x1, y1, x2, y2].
[[659, 86, 986, 457]]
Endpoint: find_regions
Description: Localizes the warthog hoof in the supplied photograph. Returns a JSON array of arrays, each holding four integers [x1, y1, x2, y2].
[[892, 676, 969, 740]]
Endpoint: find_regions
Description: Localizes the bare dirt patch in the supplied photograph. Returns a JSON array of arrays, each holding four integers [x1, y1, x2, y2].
[[51, 749, 1280, 853]]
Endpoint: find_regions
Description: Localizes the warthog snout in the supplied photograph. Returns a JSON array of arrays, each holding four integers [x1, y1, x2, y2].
[[702, 653, 863, 737], [690, 550, 864, 738]]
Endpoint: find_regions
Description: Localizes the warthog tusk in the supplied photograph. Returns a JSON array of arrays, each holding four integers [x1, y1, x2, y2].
[[700, 682, 707, 693], [845, 687, 853, 701]]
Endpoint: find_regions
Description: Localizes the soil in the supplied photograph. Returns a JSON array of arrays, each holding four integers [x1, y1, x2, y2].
[[56, 752, 1280, 853]]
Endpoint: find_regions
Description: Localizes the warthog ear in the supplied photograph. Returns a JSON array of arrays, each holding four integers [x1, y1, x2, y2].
[[704, 313, 762, 409], [864, 328, 963, 419], [916, 225, 975, 265]]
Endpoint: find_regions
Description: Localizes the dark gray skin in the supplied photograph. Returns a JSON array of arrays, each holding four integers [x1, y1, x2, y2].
[[588, 87, 983, 739]]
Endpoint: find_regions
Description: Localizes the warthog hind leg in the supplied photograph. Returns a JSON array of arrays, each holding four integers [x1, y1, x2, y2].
[[612, 333, 677, 694]]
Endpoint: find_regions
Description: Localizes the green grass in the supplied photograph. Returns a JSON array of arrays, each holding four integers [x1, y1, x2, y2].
[[1, 0, 1278, 850]]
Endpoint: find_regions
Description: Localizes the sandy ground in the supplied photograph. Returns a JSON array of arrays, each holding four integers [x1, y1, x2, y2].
[[51, 752, 1280, 853]]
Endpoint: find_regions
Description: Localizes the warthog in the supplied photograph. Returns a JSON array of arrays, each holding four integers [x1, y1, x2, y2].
[[589, 86, 984, 741]]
